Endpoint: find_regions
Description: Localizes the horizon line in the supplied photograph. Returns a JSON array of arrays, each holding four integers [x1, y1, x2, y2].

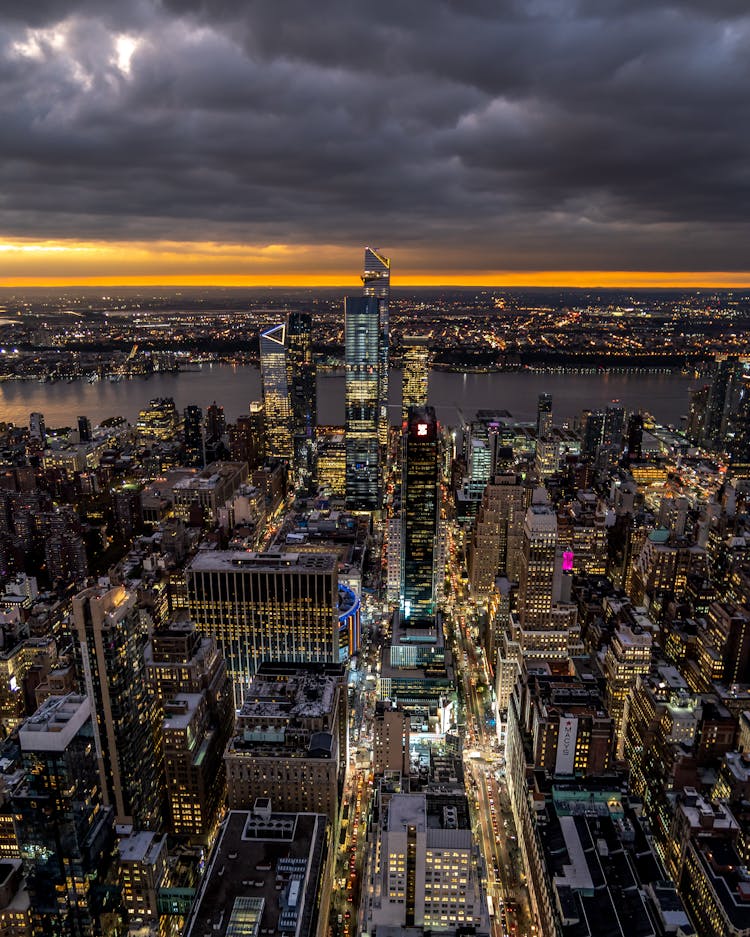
[[2, 270, 750, 290]]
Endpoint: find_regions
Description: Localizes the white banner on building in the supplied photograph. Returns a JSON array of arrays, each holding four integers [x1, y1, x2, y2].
[[555, 717, 578, 775]]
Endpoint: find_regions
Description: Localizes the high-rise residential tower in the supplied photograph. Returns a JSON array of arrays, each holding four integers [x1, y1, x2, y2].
[[401, 406, 440, 621], [29, 412, 45, 445], [537, 393, 553, 439], [183, 405, 204, 467], [14, 695, 120, 937], [72, 585, 165, 829], [345, 295, 382, 510], [287, 312, 317, 478], [259, 323, 294, 461], [517, 502, 558, 634], [401, 335, 430, 421], [362, 247, 390, 448]]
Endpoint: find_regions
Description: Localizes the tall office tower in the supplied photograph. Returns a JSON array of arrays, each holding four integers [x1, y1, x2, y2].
[[703, 355, 736, 445], [229, 413, 264, 471], [14, 695, 120, 937], [315, 426, 346, 496], [113, 483, 143, 540], [72, 585, 165, 830], [580, 408, 605, 457], [725, 361, 750, 476], [287, 312, 318, 477], [183, 405, 204, 467], [537, 393, 553, 439], [602, 403, 625, 457], [626, 411, 644, 460], [467, 473, 525, 598], [260, 323, 294, 462], [401, 335, 430, 420], [401, 406, 440, 621], [362, 247, 390, 448], [77, 415, 92, 443], [186, 550, 340, 706], [136, 397, 179, 443], [687, 384, 710, 443], [249, 399, 267, 452], [344, 296, 382, 511], [28, 412, 45, 445], [517, 502, 558, 633], [205, 401, 226, 441], [603, 622, 653, 756], [145, 620, 234, 844], [365, 792, 490, 934], [514, 498, 579, 660]]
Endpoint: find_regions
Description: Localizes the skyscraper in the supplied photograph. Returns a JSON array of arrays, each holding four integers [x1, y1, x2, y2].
[[724, 360, 750, 476], [259, 323, 294, 461], [467, 473, 525, 597], [14, 695, 121, 937], [145, 620, 234, 844], [703, 355, 735, 446], [72, 585, 165, 829], [287, 312, 317, 478], [515, 497, 579, 660], [626, 411, 644, 460], [29, 412, 45, 446], [205, 401, 226, 442], [401, 335, 430, 420], [186, 550, 340, 706], [517, 502, 558, 634], [401, 406, 440, 621], [362, 247, 390, 448], [537, 393, 553, 439], [183, 405, 204, 467], [345, 296, 382, 511], [77, 415, 92, 443]]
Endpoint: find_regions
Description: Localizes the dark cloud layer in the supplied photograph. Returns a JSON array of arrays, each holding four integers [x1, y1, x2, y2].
[[1, 0, 749, 270]]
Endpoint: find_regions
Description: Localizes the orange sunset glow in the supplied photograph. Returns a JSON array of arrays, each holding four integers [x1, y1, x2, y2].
[[0, 239, 749, 289]]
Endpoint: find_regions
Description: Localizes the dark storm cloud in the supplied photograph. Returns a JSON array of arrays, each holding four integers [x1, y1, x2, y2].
[[0, 0, 749, 269]]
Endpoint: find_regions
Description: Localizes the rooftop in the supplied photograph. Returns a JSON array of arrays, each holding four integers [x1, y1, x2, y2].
[[19, 694, 90, 752], [184, 807, 327, 937], [188, 550, 337, 574]]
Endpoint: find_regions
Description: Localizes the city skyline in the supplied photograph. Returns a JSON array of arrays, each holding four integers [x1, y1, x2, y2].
[[1, 2, 749, 287]]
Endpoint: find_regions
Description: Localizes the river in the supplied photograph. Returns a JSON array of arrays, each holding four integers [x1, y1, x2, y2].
[[0, 366, 696, 429]]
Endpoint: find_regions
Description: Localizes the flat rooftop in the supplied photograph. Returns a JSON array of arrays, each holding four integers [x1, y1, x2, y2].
[[184, 808, 327, 937], [188, 550, 337, 574], [238, 672, 338, 721]]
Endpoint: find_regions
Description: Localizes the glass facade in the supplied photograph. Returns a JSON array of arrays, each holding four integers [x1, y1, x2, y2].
[[287, 312, 317, 479], [260, 323, 293, 461], [362, 248, 390, 450], [345, 296, 382, 511], [401, 406, 439, 620], [401, 336, 430, 421]]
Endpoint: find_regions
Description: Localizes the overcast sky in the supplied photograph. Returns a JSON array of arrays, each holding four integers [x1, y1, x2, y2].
[[1, 0, 749, 280]]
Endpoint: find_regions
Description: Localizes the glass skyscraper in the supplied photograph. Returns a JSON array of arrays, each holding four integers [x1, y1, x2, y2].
[[401, 335, 430, 421], [260, 322, 294, 461], [362, 247, 390, 449], [401, 405, 440, 620], [287, 311, 317, 479], [345, 295, 382, 511]]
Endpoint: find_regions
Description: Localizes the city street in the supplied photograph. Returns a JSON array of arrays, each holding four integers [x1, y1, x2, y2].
[[446, 524, 537, 937]]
